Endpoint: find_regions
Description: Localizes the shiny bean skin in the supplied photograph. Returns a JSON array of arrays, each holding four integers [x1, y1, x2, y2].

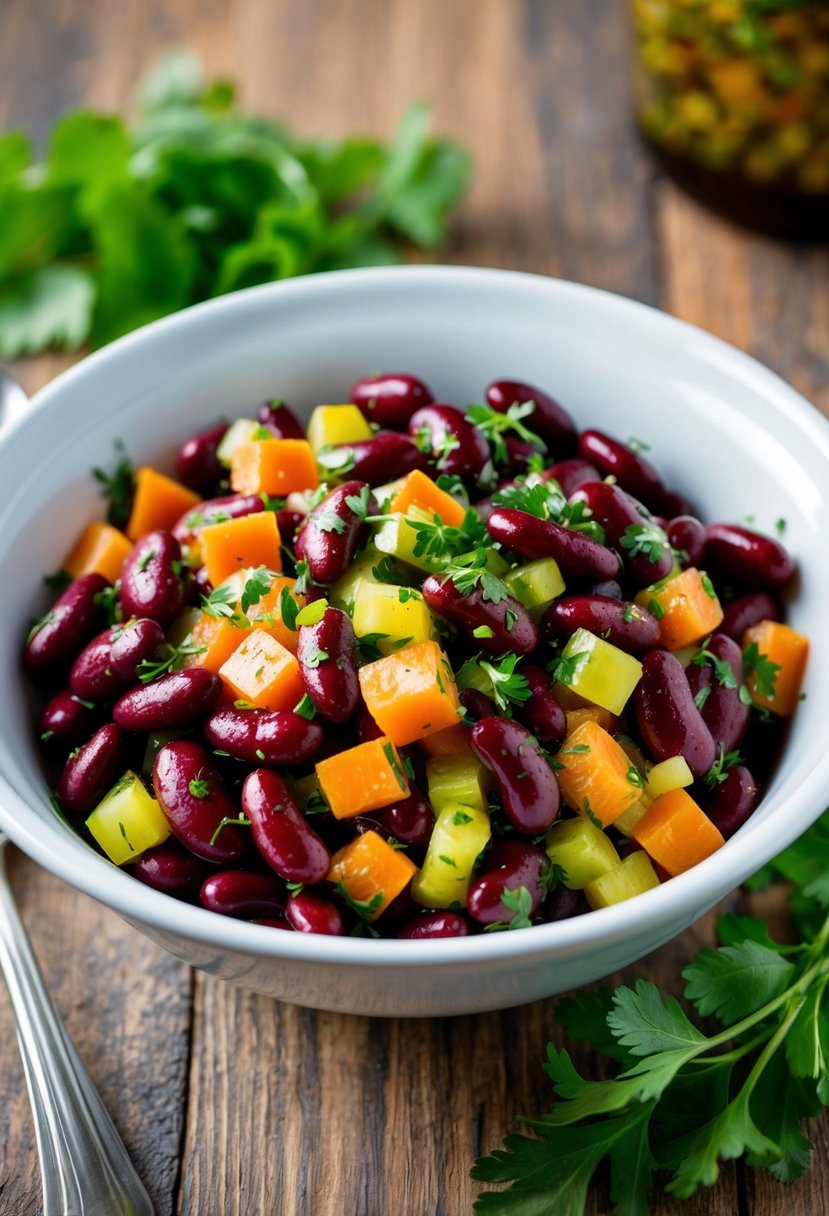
[[541, 883, 585, 922], [175, 420, 228, 491], [241, 769, 330, 883], [470, 717, 560, 834], [685, 633, 750, 753], [514, 665, 567, 748], [256, 399, 306, 439], [205, 707, 323, 766], [38, 689, 99, 745], [109, 618, 165, 680], [297, 607, 360, 723], [286, 890, 346, 935], [275, 509, 305, 549], [409, 404, 490, 482], [634, 650, 717, 779], [705, 523, 794, 591], [421, 574, 537, 654], [350, 372, 434, 429], [503, 437, 545, 476], [719, 591, 782, 643], [397, 911, 471, 939], [541, 595, 660, 654], [120, 530, 186, 625], [466, 840, 549, 926], [24, 573, 109, 675], [356, 704, 384, 743], [130, 840, 213, 900], [591, 579, 623, 600], [707, 766, 760, 839], [485, 379, 577, 452], [70, 627, 133, 701], [295, 481, 373, 584], [56, 723, 124, 814], [173, 493, 265, 549], [458, 687, 498, 721], [114, 668, 222, 732], [188, 565, 213, 605], [323, 433, 422, 486], [486, 508, 620, 582], [252, 917, 293, 930], [577, 429, 668, 512], [543, 458, 601, 497], [362, 787, 436, 849], [667, 515, 707, 568], [200, 870, 287, 919], [153, 740, 246, 862], [572, 482, 673, 586]]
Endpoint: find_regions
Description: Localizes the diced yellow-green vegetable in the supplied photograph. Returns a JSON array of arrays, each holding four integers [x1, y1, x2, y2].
[[672, 646, 698, 669], [613, 799, 651, 837], [584, 851, 661, 909], [410, 803, 491, 908], [373, 510, 445, 573], [142, 731, 180, 778], [167, 607, 204, 648], [557, 628, 643, 715], [292, 772, 330, 816], [645, 755, 694, 800], [503, 558, 566, 619], [217, 419, 260, 466], [426, 753, 489, 814], [351, 581, 435, 655], [307, 404, 372, 453], [328, 548, 384, 610], [545, 817, 620, 889], [85, 772, 170, 865]]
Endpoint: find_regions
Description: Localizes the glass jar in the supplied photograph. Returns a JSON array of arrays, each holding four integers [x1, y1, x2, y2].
[[631, 0, 829, 237]]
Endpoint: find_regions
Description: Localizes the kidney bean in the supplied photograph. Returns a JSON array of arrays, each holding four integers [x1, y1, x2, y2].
[[275, 509, 305, 549], [38, 689, 99, 745], [153, 740, 246, 863], [70, 626, 133, 701], [459, 687, 498, 721], [542, 595, 660, 655], [543, 458, 601, 497], [363, 787, 436, 849], [486, 508, 620, 582], [398, 911, 471, 939], [175, 420, 228, 490], [503, 437, 544, 476], [114, 669, 222, 732], [57, 723, 123, 814], [286, 890, 346, 935], [200, 870, 287, 919], [253, 917, 293, 930], [719, 591, 782, 643], [705, 523, 794, 591], [591, 579, 623, 600], [466, 840, 549, 926], [241, 769, 330, 883], [409, 404, 490, 482], [514, 665, 567, 748], [189, 565, 213, 604], [256, 398, 305, 439], [356, 704, 384, 743], [130, 840, 213, 900], [541, 883, 585, 922], [297, 607, 359, 723], [572, 482, 673, 586], [577, 429, 669, 512], [470, 717, 560, 834], [24, 573, 109, 676], [685, 633, 750, 753], [109, 618, 165, 681], [295, 480, 373, 584], [707, 765, 760, 839], [322, 432, 422, 486], [173, 493, 265, 549], [667, 515, 707, 568], [421, 574, 537, 655], [205, 707, 323, 766], [485, 379, 577, 452], [120, 530, 186, 626], [634, 650, 716, 779], [350, 372, 434, 429]]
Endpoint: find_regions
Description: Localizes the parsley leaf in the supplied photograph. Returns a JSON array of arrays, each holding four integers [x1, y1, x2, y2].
[[619, 520, 671, 564], [92, 440, 135, 528], [743, 642, 782, 700], [457, 655, 531, 714], [465, 400, 545, 466]]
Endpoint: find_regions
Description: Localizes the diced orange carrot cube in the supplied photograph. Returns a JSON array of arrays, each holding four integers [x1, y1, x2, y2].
[[230, 439, 319, 497], [327, 830, 417, 919], [183, 613, 252, 674], [64, 521, 133, 584], [247, 575, 305, 654], [316, 737, 411, 819], [388, 469, 467, 527], [218, 629, 304, 710], [418, 722, 473, 757], [638, 567, 723, 650], [743, 620, 809, 717], [126, 467, 201, 542], [564, 706, 618, 735], [556, 720, 642, 828], [201, 512, 282, 588], [358, 641, 461, 746], [632, 788, 725, 876]]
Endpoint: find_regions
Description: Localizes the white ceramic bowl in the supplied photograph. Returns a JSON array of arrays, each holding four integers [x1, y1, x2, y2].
[[1, 267, 827, 1017]]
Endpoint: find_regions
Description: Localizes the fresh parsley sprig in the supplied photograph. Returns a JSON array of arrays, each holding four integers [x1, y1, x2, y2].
[[443, 550, 511, 605], [466, 401, 545, 466], [743, 641, 782, 700], [456, 655, 531, 714]]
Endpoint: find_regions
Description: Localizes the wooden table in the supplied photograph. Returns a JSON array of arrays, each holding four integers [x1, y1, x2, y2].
[[1, 2, 828, 1213]]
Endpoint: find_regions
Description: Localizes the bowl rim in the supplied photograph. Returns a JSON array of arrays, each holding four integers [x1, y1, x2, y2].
[[2, 263, 828, 968]]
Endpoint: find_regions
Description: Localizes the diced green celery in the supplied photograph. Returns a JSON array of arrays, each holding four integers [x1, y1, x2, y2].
[[217, 419, 259, 466], [503, 558, 566, 619], [85, 772, 170, 865], [426, 753, 488, 814], [410, 803, 491, 908], [545, 817, 620, 889], [645, 755, 694, 799], [352, 582, 435, 655], [558, 627, 643, 715], [584, 851, 660, 909], [307, 404, 372, 453]]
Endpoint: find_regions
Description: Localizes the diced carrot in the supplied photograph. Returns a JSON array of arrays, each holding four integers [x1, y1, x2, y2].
[[126, 467, 201, 542], [218, 628, 304, 710], [556, 720, 642, 828], [743, 620, 809, 717], [637, 567, 723, 650], [358, 641, 461, 746], [201, 512, 282, 588], [388, 469, 467, 527], [565, 706, 618, 735], [64, 521, 133, 584], [230, 439, 319, 497], [247, 575, 304, 654], [316, 737, 411, 819], [183, 613, 252, 674], [327, 829, 417, 919], [418, 722, 473, 757], [632, 788, 725, 877]]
